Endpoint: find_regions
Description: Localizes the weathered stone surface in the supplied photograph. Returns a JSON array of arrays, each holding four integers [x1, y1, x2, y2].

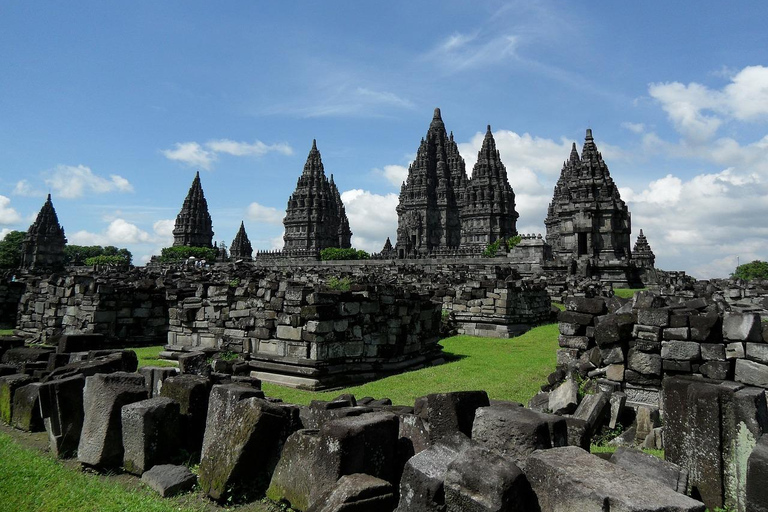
[[565, 417, 590, 451], [139, 366, 179, 397], [307, 474, 395, 512], [747, 433, 768, 512], [627, 348, 662, 376], [200, 384, 265, 459], [0, 373, 32, 424], [572, 391, 610, 432], [38, 374, 85, 457], [605, 364, 625, 382], [701, 343, 726, 361], [77, 372, 148, 468], [141, 464, 197, 498], [690, 313, 722, 343], [444, 445, 534, 512], [566, 297, 606, 315], [121, 397, 181, 475], [610, 447, 688, 493], [547, 378, 578, 415], [557, 310, 593, 326], [635, 405, 660, 444], [44, 350, 138, 382], [663, 327, 691, 341], [608, 392, 626, 429], [600, 345, 624, 364], [198, 396, 289, 501], [471, 405, 566, 466], [662, 341, 701, 361], [726, 342, 746, 359], [637, 308, 670, 328], [267, 429, 322, 511], [55, 334, 107, 354], [1, 346, 55, 369], [414, 391, 489, 445], [723, 313, 762, 342], [159, 374, 211, 454], [11, 382, 43, 431], [735, 359, 768, 388], [701, 361, 732, 380], [395, 439, 469, 512], [557, 335, 589, 350], [526, 446, 705, 511], [594, 313, 633, 347], [746, 342, 768, 364], [177, 351, 210, 376], [173, 171, 213, 248]]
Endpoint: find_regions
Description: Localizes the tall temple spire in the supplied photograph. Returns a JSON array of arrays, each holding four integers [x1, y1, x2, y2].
[[230, 221, 253, 261], [20, 193, 67, 270], [632, 229, 655, 268], [461, 126, 518, 246], [283, 141, 352, 251], [172, 171, 214, 248]]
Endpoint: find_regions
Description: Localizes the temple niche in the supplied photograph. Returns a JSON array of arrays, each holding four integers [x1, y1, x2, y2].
[[461, 125, 518, 247], [396, 108, 468, 258], [230, 221, 253, 261], [283, 140, 352, 251], [19, 194, 67, 270], [544, 129, 631, 267], [172, 171, 214, 248]]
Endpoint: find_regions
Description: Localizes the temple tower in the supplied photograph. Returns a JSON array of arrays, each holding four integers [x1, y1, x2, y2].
[[20, 194, 67, 270], [544, 129, 631, 263], [283, 141, 352, 251], [173, 172, 214, 248], [230, 221, 253, 261], [461, 125, 518, 247], [396, 108, 468, 257], [632, 229, 656, 268]]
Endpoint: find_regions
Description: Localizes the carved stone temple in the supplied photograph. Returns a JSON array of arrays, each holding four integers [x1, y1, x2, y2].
[[395, 108, 469, 258], [461, 125, 518, 247], [283, 140, 352, 251], [19, 194, 67, 270], [632, 229, 656, 269], [173, 171, 214, 248], [230, 221, 253, 261], [544, 129, 631, 267]]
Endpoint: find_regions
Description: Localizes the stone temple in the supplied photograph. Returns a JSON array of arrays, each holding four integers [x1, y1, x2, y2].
[[632, 229, 655, 269], [395, 108, 469, 258], [544, 129, 631, 269], [19, 194, 67, 270], [461, 125, 518, 247], [172, 171, 214, 248], [230, 221, 253, 261], [283, 140, 352, 251]]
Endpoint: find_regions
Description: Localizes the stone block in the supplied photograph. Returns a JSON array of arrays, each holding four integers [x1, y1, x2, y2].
[[1, 346, 55, 369], [141, 464, 197, 498], [200, 384, 265, 458], [634, 405, 659, 445], [0, 373, 32, 424], [38, 374, 85, 458], [637, 308, 670, 328], [663, 359, 692, 373], [633, 324, 661, 342], [55, 334, 107, 354], [723, 312, 762, 342], [610, 447, 688, 493], [471, 405, 566, 466], [139, 366, 179, 397], [267, 430, 322, 511], [565, 297, 606, 315], [627, 348, 662, 376], [159, 374, 211, 455], [747, 434, 768, 512], [669, 314, 690, 328], [557, 335, 589, 350], [634, 339, 661, 353], [605, 364, 625, 382], [198, 396, 289, 501], [444, 445, 534, 512], [608, 392, 626, 429], [701, 343, 726, 361], [726, 342, 746, 359], [547, 378, 578, 415], [177, 351, 210, 376], [735, 359, 768, 388], [11, 382, 43, 431], [558, 322, 585, 336], [121, 397, 181, 475], [572, 391, 610, 432], [600, 345, 624, 364], [690, 313, 723, 343], [661, 341, 701, 361], [414, 391, 489, 445], [557, 310, 593, 326], [277, 324, 303, 341], [78, 372, 148, 468], [307, 474, 395, 512], [700, 360, 732, 380], [747, 342, 768, 364], [526, 447, 704, 511], [395, 440, 469, 512], [594, 313, 634, 347], [663, 327, 690, 341]]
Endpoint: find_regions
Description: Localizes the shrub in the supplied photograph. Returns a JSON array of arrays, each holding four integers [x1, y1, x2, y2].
[[732, 260, 768, 281], [84, 255, 129, 267], [65, 245, 133, 266], [159, 246, 217, 263], [326, 276, 352, 291], [482, 236, 522, 257], [0, 231, 25, 268], [320, 247, 370, 261]]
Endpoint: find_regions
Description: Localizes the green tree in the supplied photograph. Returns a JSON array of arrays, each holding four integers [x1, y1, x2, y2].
[[0, 231, 25, 268], [64, 245, 133, 266], [320, 247, 370, 261], [732, 260, 768, 280], [159, 246, 217, 263]]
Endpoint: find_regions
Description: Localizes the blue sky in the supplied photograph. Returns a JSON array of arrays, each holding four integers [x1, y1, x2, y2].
[[2, 2, 768, 278]]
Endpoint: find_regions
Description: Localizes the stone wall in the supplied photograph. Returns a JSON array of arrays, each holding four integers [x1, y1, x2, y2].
[[0, 273, 24, 328]]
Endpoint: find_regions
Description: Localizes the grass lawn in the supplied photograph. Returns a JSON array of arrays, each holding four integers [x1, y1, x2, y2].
[[133, 346, 178, 368], [612, 288, 646, 299], [0, 329, 14, 335]]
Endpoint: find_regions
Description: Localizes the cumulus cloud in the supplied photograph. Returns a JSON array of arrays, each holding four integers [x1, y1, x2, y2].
[[340, 189, 399, 253], [247, 202, 284, 225], [0, 195, 22, 225], [162, 139, 293, 169], [13, 180, 44, 198], [43, 165, 134, 199], [622, 122, 646, 134], [69, 218, 155, 246], [152, 219, 176, 242], [375, 165, 409, 188]]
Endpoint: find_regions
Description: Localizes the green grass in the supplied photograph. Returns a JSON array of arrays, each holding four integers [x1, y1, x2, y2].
[[0, 329, 14, 336], [0, 431, 210, 512], [590, 444, 665, 460], [132, 346, 178, 368], [262, 324, 560, 406], [612, 288, 646, 299]]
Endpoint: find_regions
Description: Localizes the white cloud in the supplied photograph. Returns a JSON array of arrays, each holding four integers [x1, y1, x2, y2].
[[355, 88, 414, 109], [43, 165, 134, 199], [152, 219, 175, 241], [622, 122, 645, 134], [340, 189, 399, 253], [13, 180, 44, 198], [247, 202, 284, 225], [205, 139, 293, 157], [270, 233, 284, 250], [0, 228, 11, 240], [0, 195, 22, 225], [161, 142, 215, 170], [375, 165, 409, 188], [426, 32, 519, 71], [70, 218, 156, 246]]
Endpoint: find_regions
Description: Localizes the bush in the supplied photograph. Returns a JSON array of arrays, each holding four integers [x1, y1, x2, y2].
[[65, 245, 132, 266], [320, 247, 370, 261], [0, 231, 25, 269], [732, 260, 768, 280], [84, 255, 129, 267], [326, 276, 352, 291], [483, 236, 522, 257], [159, 246, 217, 263]]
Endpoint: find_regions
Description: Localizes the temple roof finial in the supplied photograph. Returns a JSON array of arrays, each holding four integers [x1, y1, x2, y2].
[[433, 107, 442, 120], [585, 128, 593, 141]]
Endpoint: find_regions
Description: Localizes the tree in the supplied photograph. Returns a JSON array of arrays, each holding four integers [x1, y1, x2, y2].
[[64, 245, 133, 266], [320, 248, 370, 261], [732, 260, 768, 280], [0, 231, 25, 268]]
